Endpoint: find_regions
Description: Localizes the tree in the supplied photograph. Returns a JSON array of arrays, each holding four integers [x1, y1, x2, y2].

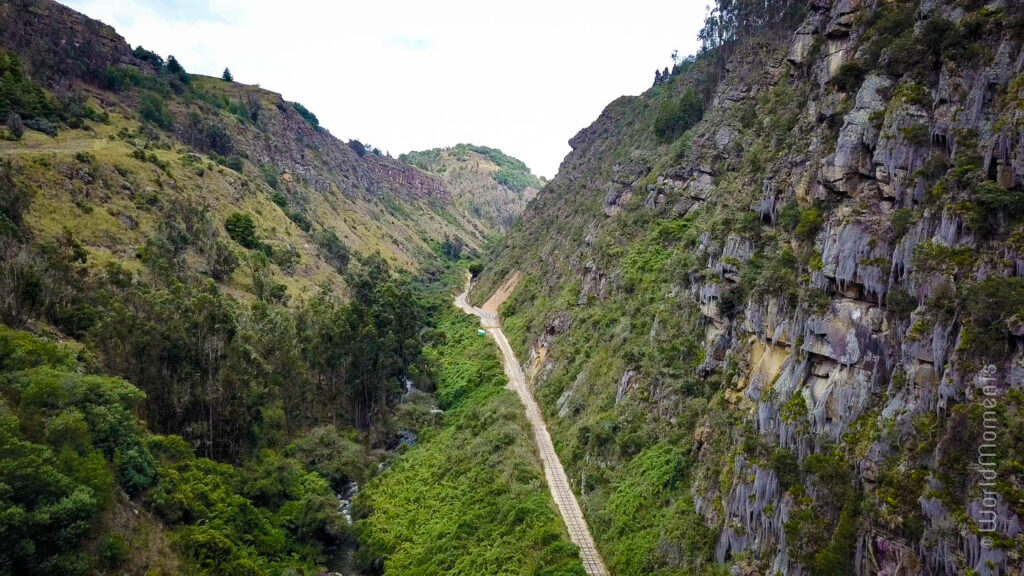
[[440, 235, 464, 260], [348, 139, 367, 157], [132, 45, 163, 67], [654, 69, 662, 86], [222, 67, 233, 82], [292, 102, 319, 128], [138, 93, 171, 129], [166, 55, 184, 75], [224, 213, 259, 249], [653, 89, 704, 142]]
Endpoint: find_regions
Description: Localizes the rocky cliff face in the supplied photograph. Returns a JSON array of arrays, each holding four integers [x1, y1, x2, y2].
[[0, 0, 136, 85], [475, 1, 1024, 574]]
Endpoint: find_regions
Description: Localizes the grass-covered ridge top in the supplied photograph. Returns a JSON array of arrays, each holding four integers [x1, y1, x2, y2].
[[400, 144, 542, 235]]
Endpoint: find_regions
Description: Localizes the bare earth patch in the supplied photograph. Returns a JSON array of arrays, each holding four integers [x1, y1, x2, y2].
[[481, 270, 520, 314]]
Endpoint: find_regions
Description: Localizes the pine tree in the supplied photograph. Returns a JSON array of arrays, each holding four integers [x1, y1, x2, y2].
[[222, 67, 233, 82], [654, 69, 662, 86]]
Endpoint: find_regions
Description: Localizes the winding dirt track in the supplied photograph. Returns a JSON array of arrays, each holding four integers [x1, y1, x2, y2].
[[455, 281, 608, 576]]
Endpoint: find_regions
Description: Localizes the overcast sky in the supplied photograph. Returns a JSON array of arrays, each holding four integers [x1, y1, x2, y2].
[[61, 0, 705, 177]]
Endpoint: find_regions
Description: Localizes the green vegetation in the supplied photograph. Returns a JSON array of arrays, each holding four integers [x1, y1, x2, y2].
[[958, 277, 1024, 358], [496, 166, 539, 193], [150, 440, 345, 574], [398, 143, 540, 235], [0, 50, 108, 137], [0, 51, 60, 132], [224, 212, 260, 249], [964, 181, 1024, 239], [424, 144, 546, 193], [138, 92, 172, 128], [0, 326, 350, 576], [5, 0, 1023, 573], [468, 3, 1024, 575], [830, 61, 866, 93], [811, 498, 860, 576], [594, 443, 715, 575], [292, 102, 319, 128], [888, 208, 917, 240], [349, 139, 367, 156], [794, 205, 824, 241], [653, 89, 703, 142], [0, 328, 150, 572], [900, 123, 930, 147], [354, 310, 584, 575], [911, 241, 974, 277]]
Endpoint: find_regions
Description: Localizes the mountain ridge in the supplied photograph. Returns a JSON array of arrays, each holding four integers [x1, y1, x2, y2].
[[473, 1, 1024, 574], [400, 143, 542, 235]]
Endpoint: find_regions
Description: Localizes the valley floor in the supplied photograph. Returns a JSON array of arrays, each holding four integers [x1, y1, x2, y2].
[[456, 278, 608, 576]]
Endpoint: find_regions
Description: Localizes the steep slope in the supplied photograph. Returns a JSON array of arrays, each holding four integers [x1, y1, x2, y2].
[[401, 143, 542, 236], [0, 0, 497, 304], [474, 1, 1024, 575], [0, 2, 576, 574]]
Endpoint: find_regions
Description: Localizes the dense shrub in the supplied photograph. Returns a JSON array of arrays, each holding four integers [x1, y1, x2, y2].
[[813, 498, 860, 576], [165, 55, 185, 76], [959, 277, 1024, 358], [260, 164, 279, 190], [0, 52, 60, 126], [653, 89, 703, 142], [287, 425, 365, 490], [292, 102, 319, 128], [495, 166, 537, 192], [831, 61, 866, 92], [313, 229, 350, 273], [0, 327, 156, 573], [202, 121, 233, 156], [0, 161, 34, 234], [900, 123, 930, 147], [889, 208, 917, 240], [104, 66, 145, 92], [348, 139, 367, 157], [440, 234, 465, 260], [795, 206, 824, 241], [223, 155, 244, 172], [149, 442, 345, 573], [224, 212, 259, 249], [964, 181, 1024, 238], [132, 45, 164, 67], [138, 93, 172, 128]]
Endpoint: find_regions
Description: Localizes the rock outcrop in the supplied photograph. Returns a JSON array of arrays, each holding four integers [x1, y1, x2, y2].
[[475, 1, 1024, 574]]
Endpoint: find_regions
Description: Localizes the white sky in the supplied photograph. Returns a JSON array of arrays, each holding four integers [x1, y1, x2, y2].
[[61, 0, 705, 177]]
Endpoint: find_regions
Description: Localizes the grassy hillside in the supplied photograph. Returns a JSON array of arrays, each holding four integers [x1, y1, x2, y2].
[[401, 143, 542, 236], [474, 1, 1024, 574], [0, 1, 576, 573], [0, 0, 507, 305]]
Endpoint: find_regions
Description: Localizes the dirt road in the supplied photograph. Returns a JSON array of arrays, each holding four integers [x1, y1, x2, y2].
[[455, 280, 608, 576]]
